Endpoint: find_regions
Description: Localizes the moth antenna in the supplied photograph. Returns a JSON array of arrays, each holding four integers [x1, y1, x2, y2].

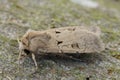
[[17, 37, 21, 60], [32, 53, 38, 69], [17, 37, 20, 63], [17, 37, 21, 43], [18, 50, 22, 72], [18, 50, 22, 61]]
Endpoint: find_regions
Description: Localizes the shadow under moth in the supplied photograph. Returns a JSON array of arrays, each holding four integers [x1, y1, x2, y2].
[[18, 26, 104, 69]]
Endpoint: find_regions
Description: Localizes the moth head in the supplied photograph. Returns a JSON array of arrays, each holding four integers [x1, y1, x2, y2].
[[17, 36, 31, 64]]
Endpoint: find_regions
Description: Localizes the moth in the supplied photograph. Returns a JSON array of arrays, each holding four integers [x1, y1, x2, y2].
[[18, 26, 104, 69]]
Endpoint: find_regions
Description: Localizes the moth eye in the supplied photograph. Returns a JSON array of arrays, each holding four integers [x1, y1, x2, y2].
[[22, 42, 26, 45], [24, 49, 30, 55]]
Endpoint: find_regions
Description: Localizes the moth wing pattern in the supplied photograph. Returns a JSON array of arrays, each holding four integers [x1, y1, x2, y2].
[[37, 26, 104, 54]]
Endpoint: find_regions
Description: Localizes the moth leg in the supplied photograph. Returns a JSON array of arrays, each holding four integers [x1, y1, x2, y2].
[[31, 53, 38, 69], [18, 51, 20, 63], [17, 38, 20, 64], [17, 50, 22, 72]]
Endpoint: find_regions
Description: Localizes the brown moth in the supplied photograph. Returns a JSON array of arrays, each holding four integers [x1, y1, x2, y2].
[[18, 26, 104, 69]]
